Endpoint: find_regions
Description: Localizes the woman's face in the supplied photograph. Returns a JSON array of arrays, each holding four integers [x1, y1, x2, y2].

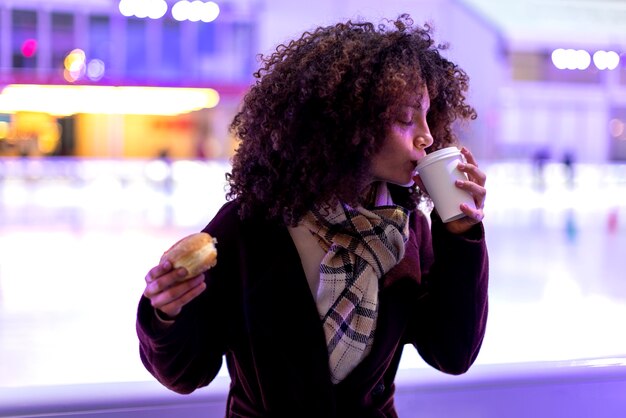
[[369, 89, 434, 187]]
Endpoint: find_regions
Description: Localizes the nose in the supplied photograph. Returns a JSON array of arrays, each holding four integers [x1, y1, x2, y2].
[[415, 132, 434, 150]]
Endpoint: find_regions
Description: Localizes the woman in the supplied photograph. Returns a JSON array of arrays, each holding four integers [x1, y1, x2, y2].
[[137, 14, 489, 418]]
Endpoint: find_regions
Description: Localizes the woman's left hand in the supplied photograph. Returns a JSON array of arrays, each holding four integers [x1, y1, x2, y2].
[[445, 147, 487, 234]]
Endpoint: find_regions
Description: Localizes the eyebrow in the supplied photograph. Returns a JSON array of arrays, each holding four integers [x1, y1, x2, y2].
[[399, 103, 429, 112]]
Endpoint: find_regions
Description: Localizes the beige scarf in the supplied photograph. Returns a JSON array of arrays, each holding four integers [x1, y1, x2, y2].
[[301, 184, 409, 383]]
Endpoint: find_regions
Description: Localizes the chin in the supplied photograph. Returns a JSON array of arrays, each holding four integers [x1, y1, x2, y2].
[[389, 178, 415, 188], [374, 173, 414, 188]]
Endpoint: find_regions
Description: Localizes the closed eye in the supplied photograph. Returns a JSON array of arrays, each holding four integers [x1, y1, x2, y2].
[[396, 110, 415, 126]]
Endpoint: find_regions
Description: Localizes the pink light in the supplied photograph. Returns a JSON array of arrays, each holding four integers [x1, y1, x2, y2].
[[21, 39, 38, 58]]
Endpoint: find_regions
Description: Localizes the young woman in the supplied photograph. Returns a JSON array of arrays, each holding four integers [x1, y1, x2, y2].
[[138, 14, 489, 418]]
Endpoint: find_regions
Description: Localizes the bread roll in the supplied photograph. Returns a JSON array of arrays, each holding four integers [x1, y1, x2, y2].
[[161, 232, 218, 280]]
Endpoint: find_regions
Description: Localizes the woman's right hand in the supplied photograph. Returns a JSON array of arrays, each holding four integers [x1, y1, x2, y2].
[[143, 260, 207, 319]]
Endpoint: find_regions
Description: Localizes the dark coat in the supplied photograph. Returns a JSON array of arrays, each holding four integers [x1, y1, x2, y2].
[[137, 200, 489, 418]]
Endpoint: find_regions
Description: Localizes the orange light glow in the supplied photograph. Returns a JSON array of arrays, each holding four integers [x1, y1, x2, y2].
[[0, 84, 220, 116]]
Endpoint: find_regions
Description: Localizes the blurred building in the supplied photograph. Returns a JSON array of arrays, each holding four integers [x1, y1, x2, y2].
[[0, 0, 625, 162], [456, 0, 626, 162], [0, 0, 259, 159]]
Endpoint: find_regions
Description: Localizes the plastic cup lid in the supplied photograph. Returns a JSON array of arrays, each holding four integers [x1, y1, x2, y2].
[[416, 147, 461, 171]]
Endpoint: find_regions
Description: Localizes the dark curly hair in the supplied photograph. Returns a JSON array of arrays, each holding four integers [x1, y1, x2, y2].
[[226, 14, 476, 226]]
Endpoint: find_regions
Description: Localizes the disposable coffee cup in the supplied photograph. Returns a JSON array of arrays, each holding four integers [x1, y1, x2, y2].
[[416, 146, 476, 223]]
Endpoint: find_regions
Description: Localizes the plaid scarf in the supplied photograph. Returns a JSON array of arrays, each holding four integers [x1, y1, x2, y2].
[[301, 187, 409, 383]]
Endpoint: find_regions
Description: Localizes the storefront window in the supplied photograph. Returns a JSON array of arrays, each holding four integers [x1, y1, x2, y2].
[[11, 9, 37, 69], [125, 17, 147, 78], [51, 12, 74, 70], [89, 15, 110, 64], [198, 19, 217, 55], [161, 16, 181, 79]]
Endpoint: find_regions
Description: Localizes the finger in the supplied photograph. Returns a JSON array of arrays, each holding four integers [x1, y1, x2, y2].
[[460, 146, 478, 166], [149, 274, 205, 309], [457, 162, 487, 186], [156, 279, 207, 318], [455, 180, 487, 205], [144, 266, 188, 298], [459, 147, 487, 186], [460, 203, 484, 223], [146, 260, 173, 284], [456, 179, 486, 200]]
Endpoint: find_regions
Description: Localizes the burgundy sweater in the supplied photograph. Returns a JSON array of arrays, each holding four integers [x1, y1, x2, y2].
[[136, 200, 489, 418]]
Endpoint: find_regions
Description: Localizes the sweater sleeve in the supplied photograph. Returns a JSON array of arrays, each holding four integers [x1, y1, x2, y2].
[[136, 201, 240, 394], [136, 293, 225, 394], [408, 211, 489, 375]]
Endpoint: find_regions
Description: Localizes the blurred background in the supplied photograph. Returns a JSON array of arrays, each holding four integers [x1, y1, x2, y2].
[[0, 0, 625, 412]]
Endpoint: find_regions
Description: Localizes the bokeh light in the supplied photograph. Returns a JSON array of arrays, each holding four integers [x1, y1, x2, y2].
[[63, 49, 87, 82], [551, 48, 590, 70], [0, 121, 9, 139], [172, 0, 219, 22], [593, 50, 620, 70], [118, 0, 168, 19], [552, 48, 621, 71], [87, 59, 106, 81], [21, 39, 38, 58], [609, 118, 625, 138]]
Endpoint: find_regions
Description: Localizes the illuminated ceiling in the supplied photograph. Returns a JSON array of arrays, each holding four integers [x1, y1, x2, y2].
[[457, 0, 626, 49]]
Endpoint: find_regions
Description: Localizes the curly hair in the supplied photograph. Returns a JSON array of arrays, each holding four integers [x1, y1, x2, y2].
[[226, 14, 476, 226]]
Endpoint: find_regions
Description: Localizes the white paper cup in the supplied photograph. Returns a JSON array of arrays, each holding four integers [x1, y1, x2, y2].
[[416, 147, 476, 223]]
